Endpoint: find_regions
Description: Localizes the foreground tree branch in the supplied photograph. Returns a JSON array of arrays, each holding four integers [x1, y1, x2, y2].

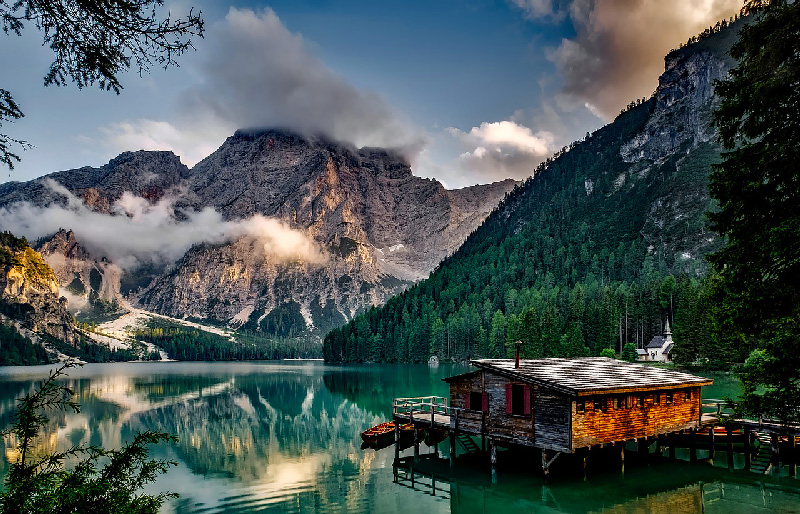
[[0, 361, 179, 513], [0, 0, 204, 169]]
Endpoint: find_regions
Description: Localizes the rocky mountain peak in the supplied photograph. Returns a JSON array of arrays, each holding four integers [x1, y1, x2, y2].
[[0, 127, 517, 341], [38, 229, 88, 262], [620, 23, 741, 165]]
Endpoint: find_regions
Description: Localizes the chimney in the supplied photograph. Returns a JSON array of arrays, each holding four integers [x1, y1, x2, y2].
[[514, 341, 522, 369]]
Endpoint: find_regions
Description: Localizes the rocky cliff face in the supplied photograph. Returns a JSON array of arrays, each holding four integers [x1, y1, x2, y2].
[[1, 133, 516, 338], [620, 27, 738, 164], [37, 229, 124, 316], [139, 130, 516, 334], [0, 233, 75, 343], [616, 24, 741, 271]]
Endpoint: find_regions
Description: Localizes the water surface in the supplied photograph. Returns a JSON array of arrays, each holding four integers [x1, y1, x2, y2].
[[0, 362, 796, 513]]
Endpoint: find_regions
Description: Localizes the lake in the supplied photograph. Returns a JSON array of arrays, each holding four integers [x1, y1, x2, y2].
[[0, 362, 797, 513]]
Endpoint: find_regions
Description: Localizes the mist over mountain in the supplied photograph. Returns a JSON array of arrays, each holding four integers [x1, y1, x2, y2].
[[0, 130, 516, 342]]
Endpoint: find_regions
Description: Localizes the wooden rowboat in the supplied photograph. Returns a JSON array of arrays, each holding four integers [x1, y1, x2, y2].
[[361, 421, 414, 445]]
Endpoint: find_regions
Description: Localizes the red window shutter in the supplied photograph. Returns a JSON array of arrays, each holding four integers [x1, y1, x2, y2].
[[524, 386, 532, 416], [505, 384, 513, 414], [481, 392, 489, 413], [464, 392, 471, 410]]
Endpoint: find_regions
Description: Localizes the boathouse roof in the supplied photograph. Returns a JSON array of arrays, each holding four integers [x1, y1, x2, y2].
[[455, 357, 711, 396]]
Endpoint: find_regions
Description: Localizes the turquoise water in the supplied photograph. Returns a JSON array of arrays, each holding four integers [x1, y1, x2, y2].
[[0, 362, 796, 513]]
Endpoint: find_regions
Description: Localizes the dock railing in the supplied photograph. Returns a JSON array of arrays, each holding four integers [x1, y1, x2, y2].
[[702, 398, 737, 421], [701, 399, 800, 433], [393, 396, 450, 427]]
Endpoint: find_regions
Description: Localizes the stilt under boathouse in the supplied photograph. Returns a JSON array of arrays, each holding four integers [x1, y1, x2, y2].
[[392, 346, 715, 477]]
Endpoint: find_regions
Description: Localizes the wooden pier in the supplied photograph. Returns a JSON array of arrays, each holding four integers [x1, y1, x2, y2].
[[390, 356, 800, 479]]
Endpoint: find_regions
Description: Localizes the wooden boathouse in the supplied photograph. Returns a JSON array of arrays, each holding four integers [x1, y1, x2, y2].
[[393, 352, 714, 475], [446, 356, 712, 452]]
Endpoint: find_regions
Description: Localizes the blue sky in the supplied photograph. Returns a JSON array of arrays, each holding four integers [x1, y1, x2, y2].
[[1, 0, 741, 188]]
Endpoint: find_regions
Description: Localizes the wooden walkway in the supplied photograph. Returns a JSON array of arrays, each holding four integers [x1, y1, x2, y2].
[[390, 396, 800, 478], [394, 397, 800, 435], [393, 396, 452, 429], [701, 398, 800, 435]]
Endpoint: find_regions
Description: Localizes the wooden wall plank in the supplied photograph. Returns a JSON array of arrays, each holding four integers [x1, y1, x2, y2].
[[571, 387, 702, 449]]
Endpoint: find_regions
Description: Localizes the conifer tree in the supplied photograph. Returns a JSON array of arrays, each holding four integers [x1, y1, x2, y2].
[[710, 0, 800, 421]]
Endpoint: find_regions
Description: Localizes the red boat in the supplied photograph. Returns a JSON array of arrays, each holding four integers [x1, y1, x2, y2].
[[361, 421, 414, 445]]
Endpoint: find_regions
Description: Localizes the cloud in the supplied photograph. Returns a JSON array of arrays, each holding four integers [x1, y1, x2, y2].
[[510, 0, 566, 20], [100, 7, 426, 166], [436, 120, 555, 185], [454, 121, 554, 155], [0, 179, 326, 269], [548, 0, 742, 119]]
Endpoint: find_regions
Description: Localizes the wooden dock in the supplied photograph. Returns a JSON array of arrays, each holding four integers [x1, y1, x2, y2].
[[387, 357, 800, 479], [391, 394, 800, 479]]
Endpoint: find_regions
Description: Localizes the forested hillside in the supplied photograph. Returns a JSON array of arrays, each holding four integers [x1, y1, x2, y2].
[[324, 23, 746, 366]]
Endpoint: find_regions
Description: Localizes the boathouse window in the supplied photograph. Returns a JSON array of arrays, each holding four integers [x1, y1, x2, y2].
[[576, 400, 585, 413], [612, 397, 619, 409], [636, 395, 644, 408], [666, 392, 673, 404], [653, 393, 661, 405], [505, 384, 531, 416], [465, 391, 488, 412], [684, 390, 691, 401], [593, 398, 602, 411]]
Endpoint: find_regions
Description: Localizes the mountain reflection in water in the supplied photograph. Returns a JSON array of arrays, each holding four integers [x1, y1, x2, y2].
[[0, 362, 796, 513]]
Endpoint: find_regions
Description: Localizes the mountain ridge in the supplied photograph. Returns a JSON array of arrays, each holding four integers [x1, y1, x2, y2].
[[323, 21, 742, 364], [0, 129, 517, 341]]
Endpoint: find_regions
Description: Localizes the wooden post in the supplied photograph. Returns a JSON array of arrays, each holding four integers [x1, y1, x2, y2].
[[690, 429, 697, 462], [744, 426, 752, 470], [481, 412, 486, 453], [726, 425, 734, 470], [771, 433, 779, 469], [414, 428, 420, 462], [410, 464, 415, 489], [449, 432, 456, 468], [789, 434, 796, 477], [581, 448, 588, 481], [394, 422, 401, 463], [490, 439, 498, 485], [638, 438, 648, 460], [709, 426, 716, 463], [431, 472, 436, 496]]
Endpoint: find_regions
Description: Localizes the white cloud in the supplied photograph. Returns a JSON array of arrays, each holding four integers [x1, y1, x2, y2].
[[430, 120, 556, 185], [99, 7, 426, 166], [455, 120, 555, 155], [0, 179, 326, 269]]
